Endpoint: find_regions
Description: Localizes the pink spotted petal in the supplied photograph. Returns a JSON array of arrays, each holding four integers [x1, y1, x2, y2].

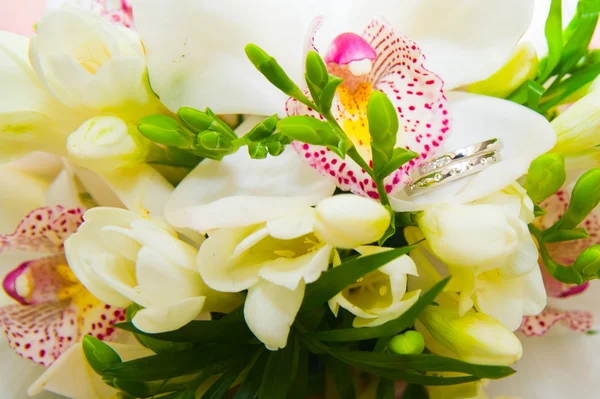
[[0, 302, 79, 366], [365, 20, 449, 177], [92, 0, 134, 28], [0, 206, 84, 254], [519, 307, 594, 337], [324, 33, 377, 65], [3, 255, 69, 305], [80, 303, 125, 342]]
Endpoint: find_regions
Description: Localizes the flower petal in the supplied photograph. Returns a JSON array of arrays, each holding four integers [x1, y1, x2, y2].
[[132, 296, 206, 334], [353, 289, 420, 328], [390, 92, 556, 211], [134, 0, 332, 115], [166, 146, 335, 232], [266, 207, 316, 240], [244, 279, 305, 350], [519, 307, 594, 337], [0, 206, 84, 254]]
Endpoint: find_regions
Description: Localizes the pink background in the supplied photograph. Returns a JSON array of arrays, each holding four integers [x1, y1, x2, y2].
[[0, 0, 46, 36]]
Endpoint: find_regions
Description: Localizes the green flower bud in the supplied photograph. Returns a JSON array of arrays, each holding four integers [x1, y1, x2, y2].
[[368, 90, 399, 146], [559, 168, 600, 230], [523, 153, 566, 203], [247, 114, 279, 142], [138, 115, 196, 149], [389, 331, 425, 355], [178, 107, 213, 133], [245, 44, 308, 102], [574, 245, 600, 280], [277, 116, 338, 146], [248, 142, 268, 159], [197, 131, 234, 153], [305, 51, 329, 89], [82, 335, 122, 374]]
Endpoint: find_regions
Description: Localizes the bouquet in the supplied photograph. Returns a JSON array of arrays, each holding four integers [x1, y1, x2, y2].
[[1, 0, 599, 398]]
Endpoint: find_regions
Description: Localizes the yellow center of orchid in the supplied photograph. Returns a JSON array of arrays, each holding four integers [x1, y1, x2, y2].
[[338, 83, 373, 158]]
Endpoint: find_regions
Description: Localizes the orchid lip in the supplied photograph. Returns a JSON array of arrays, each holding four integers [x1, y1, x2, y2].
[[324, 32, 377, 66], [3, 261, 30, 305]]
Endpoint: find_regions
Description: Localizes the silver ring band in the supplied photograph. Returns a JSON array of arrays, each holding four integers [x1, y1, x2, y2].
[[406, 151, 501, 197], [418, 138, 503, 175]]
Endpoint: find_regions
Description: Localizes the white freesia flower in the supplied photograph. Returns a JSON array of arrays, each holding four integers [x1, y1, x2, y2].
[[30, 5, 161, 118], [551, 87, 600, 154], [65, 207, 241, 334], [135, 0, 556, 211], [66, 115, 173, 217], [409, 184, 546, 330], [329, 246, 420, 327], [197, 194, 390, 350]]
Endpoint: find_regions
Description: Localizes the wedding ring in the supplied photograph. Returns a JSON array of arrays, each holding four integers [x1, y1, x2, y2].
[[417, 138, 503, 176], [405, 151, 501, 197]]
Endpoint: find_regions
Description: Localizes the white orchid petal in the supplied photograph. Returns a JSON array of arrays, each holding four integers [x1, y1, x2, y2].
[[132, 296, 206, 334], [390, 92, 556, 211], [166, 146, 335, 232], [266, 208, 317, 240], [244, 280, 305, 350]]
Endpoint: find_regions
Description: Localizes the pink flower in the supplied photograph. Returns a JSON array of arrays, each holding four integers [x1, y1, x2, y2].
[[0, 206, 124, 366]]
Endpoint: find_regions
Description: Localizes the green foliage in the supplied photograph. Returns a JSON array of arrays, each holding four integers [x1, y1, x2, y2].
[[523, 153, 566, 203], [574, 245, 600, 280], [551, 168, 600, 231], [258, 335, 300, 398], [82, 336, 122, 374]]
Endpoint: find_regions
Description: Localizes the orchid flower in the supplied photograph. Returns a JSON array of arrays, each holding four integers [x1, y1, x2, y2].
[[48, 0, 134, 29], [518, 189, 598, 337], [0, 206, 125, 367], [135, 0, 556, 210]]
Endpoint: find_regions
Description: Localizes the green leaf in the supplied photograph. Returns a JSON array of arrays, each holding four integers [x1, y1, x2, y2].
[[325, 356, 356, 399], [307, 278, 449, 342], [376, 378, 395, 399], [202, 353, 255, 399], [534, 204, 547, 217], [574, 244, 600, 280], [82, 336, 122, 375], [258, 335, 298, 399], [550, 168, 600, 231], [538, 0, 563, 82], [277, 116, 339, 146], [287, 346, 309, 399], [138, 115, 196, 149], [376, 148, 419, 180], [507, 80, 546, 110], [379, 206, 397, 246], [233, 351, 269, 399], [247, 114, 279, 142], [115, 319, 253, 344], [245, 44, 312, 107], [400, 384, 429, 399], [560, 0, 600, 68], [523, 153, 566, 203], [539, 62, 600, 112], [101, 344, 255, 381], [300, 246, 416, 313], [543, 227, 589, 243], [123, 305, 193, 353]]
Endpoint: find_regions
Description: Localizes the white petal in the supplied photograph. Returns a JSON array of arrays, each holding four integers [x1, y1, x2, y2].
[[134, 0, 332, 115], [390, 92, 556, 211], [266, 207, 317, 240], [197, 227, 262, 292], [353, 290, 420, 328], [132, 296, 206, 334], [244, 279, 305, 350], [477, 276, 525, 331], [520, 265, 547, 316], [165, 145, 335, 232], [136, 246, 204, 306], [258, 244, 332, 290], [500, 234, 539, 279]]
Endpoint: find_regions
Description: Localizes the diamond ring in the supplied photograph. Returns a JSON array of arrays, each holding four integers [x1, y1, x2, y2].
[[417, 138, 503, 176]]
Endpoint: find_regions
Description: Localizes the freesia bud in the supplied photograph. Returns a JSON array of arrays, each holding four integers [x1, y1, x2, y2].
[[67, 116, 152, 172], [417, 307, 523, 366], [178, 107, 213, 133], [552, 88, 600, 154], [314, 194, 391, 248], [198, 131, 234, 153], [574, 245, 600, 280], [138, 115, 196, 149], [277, 116, 339, 146], [389, 331, 425, 355]]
